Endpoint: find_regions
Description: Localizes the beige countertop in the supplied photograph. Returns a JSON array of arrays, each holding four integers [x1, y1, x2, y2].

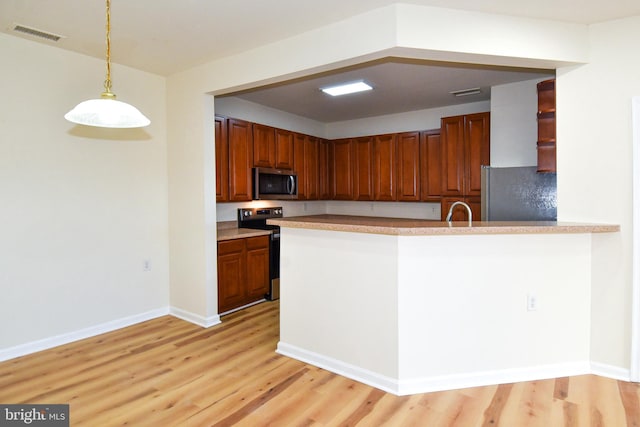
[[216, 221, 272, 241], [267, 214, 620, 236]]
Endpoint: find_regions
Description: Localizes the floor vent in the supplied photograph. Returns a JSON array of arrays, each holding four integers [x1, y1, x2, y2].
[[13, 24, 64, 42]]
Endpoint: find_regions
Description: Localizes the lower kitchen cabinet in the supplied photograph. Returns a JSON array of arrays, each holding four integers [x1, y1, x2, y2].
[[217, 235, 270, 313], [441, 196, 481, 222]]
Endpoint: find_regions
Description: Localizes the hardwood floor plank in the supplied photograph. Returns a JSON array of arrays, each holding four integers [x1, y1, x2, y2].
[[481, 382, 514, 426], [1, 301, 639, 426]]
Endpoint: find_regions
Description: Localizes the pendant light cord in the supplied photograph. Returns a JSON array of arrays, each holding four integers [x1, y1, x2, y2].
[[103, 0, 113, 96]]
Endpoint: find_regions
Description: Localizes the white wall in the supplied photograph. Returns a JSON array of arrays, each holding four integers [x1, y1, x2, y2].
[[215, 97, 326, 137], [0, 33, 169, 356], [557, 15, 640, 371], [490, 77, 553, 167], [326, 101, 490, 139]]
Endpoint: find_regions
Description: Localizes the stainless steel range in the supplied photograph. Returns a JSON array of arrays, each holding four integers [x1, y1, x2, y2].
[[237, 206, 283, 300]]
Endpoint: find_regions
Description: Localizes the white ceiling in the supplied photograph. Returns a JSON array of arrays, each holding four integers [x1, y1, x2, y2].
[[224, 59, 553, 122], [1, 0, 637, 121]]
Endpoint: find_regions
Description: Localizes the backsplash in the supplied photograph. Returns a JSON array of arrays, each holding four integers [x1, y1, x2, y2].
[[216, 200, 441, 222]]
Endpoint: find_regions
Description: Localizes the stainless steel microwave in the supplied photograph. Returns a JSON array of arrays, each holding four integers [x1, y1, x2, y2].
[[253, 167, 298, 200]]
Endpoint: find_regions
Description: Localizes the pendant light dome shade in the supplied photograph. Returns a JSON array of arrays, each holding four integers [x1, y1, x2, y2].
[[65, 94, 151, 128], [65, 0, 150, 129]]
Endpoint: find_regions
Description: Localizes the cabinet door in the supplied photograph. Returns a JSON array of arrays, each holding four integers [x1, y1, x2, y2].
[[245, 236, 270, 301], [464, 112, 490, 197], [253, 123, 276, 168], [440, 116, 465, 197], [440, 197, 481, 222], [215, 115, 229, 202], [396, 132, 420, 202], [373, 134, 396, 201], [304, 136, 319, 200], [274, 128, 294, 170], [228, 119, 253, 201], [293, 133, 306, 200], [420, 130, 441, 201], [353, 136, 374, 201], [331, 139, 354, 200], [217, 239, 246, 313], [318, 139, 331, 200]]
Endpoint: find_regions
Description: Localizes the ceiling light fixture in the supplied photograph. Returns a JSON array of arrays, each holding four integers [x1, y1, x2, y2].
[[321, 81, 373, 97], [64, 0, 150, 128], [449, 87, 482, 97]]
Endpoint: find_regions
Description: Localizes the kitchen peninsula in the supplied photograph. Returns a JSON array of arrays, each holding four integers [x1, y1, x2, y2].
[[268, 215, 619, 395]]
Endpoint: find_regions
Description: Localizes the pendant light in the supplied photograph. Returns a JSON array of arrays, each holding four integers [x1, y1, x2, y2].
[[65, 0, 150, 128]]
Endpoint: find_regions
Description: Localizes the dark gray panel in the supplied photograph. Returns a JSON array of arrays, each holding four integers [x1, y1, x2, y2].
[[485, 167, 557, 221]]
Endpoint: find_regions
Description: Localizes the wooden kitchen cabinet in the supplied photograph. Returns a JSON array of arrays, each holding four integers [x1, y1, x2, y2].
[[245, 236, 271, 301], [441, 196, 481, 222], [228, 118, 254, 201], [465, 113, 490, 197], [537, 78, 556, 173], [293, 132, 306, 199], [373, 133, 397, 201], [396, 132, 419, 201], [217, 235, 270, 313], [440, 112, 490, 197], [440, 112, 489, 219], [353, 136, 374, 201], [318, 139, 331, 199], [252, 123, 276, 168], [215, 115, 229, 202], [293, 133, 319, 200], [331, 138, 354, 200], [420, 130, 441, 201], [274, 128, 294, 170], [253, 124, 294, 170], [304, 136, 320, 199]]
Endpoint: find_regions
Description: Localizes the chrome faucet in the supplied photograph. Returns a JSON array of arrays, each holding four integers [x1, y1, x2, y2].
[[445, 201, 473, 226]]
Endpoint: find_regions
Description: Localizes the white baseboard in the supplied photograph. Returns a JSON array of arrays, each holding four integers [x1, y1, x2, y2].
[[278, 341, 595, 396], [591, 361, 630, 381], [170, 306, 221, 328], [277, 342, 400, 394], [0, 307, 170, 363]]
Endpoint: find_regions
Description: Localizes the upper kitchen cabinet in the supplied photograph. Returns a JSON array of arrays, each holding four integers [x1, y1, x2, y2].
[[440, 112, 490, 198], [396, 132, 419, 202], [318, 139, 331, 200], [215, 115, 229, 202], [228, 118, 254, 201], [293, 133, 319, 200], [373, 134, 397, 201], [253, 124, 295, 170], [252, 123, 276, 168], [274, 128, 295, 170], [537, 79, 556, 173], [331, 139, 354, 200], [353, 136, 374, 201], [420, 130, 442, 202]]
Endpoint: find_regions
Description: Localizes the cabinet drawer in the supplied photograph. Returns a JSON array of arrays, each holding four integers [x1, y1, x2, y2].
[[218, 238, 245, 254], [246, 235, 269, 250]]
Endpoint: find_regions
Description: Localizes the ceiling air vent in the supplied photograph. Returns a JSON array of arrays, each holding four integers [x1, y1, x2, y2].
[[12, 24, 64, 42]]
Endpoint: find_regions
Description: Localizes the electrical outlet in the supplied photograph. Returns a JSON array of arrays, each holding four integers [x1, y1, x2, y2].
[[143, 259, 152, 272], [527, 293, 538, 311]]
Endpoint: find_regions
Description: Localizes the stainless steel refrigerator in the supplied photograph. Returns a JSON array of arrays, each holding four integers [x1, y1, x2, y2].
[[481, 166, 557, 221]]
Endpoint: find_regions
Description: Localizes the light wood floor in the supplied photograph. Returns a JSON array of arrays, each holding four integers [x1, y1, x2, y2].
[[1, 301, 639, 426]]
